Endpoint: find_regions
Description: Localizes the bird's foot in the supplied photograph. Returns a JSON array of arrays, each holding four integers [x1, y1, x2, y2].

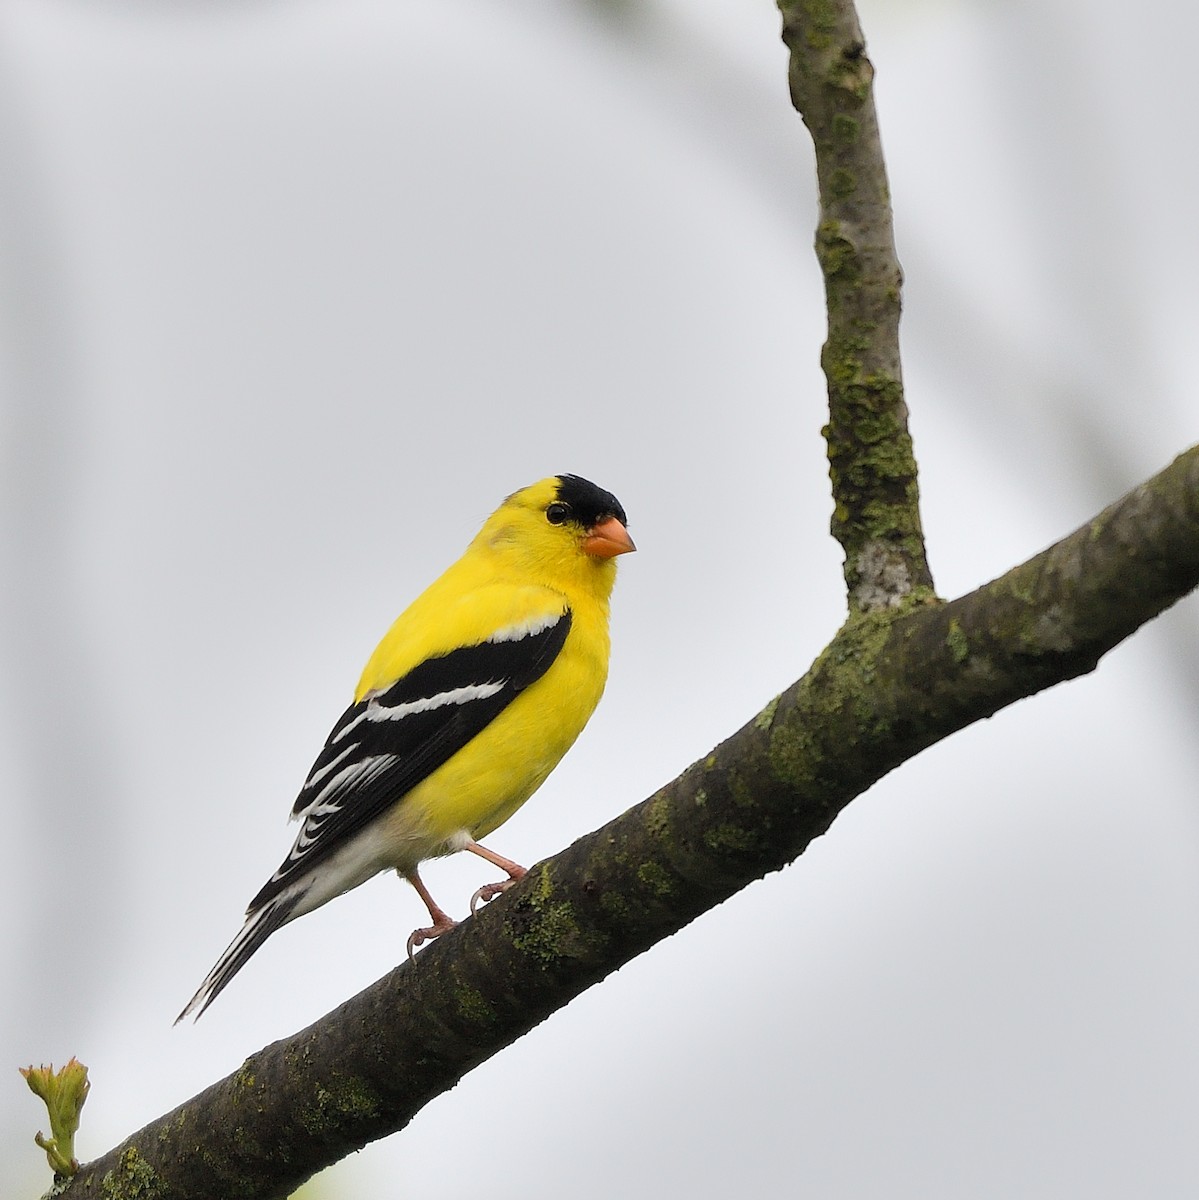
[[470, 865, 527, 915], [407, 917, 457, 960]]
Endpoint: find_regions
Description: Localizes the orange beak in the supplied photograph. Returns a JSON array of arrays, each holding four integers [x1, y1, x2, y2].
[[582, 515, 636, 558]]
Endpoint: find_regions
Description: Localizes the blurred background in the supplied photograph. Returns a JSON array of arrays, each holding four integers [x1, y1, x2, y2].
[[3, 0, 1198, 1195]]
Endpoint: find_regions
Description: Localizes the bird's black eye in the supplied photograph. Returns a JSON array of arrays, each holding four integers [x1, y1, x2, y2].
[[546, 502, 571, 525]]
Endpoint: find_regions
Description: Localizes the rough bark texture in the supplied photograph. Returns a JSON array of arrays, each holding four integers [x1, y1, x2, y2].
[[57, 445, 1199, 1199], [778, 0, 933, 609]]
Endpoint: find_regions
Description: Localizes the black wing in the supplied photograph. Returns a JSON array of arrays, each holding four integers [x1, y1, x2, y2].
[[249, 608, 571, 910]]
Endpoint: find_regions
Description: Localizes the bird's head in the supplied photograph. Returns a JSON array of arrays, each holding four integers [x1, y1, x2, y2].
[[478, 474, 635, 596]]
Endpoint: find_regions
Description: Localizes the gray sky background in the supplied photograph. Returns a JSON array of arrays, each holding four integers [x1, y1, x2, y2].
[[3, 0, 1198, 1195]]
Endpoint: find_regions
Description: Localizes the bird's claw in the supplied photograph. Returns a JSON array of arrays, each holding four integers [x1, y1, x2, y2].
[[470, 878, 517, 915], [406, 918, 457, 960]]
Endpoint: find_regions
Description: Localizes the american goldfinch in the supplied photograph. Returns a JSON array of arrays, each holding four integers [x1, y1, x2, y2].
[[177, 474, 634, 1021]]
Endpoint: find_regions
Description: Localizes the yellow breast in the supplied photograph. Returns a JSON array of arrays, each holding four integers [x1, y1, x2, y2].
[[407, 599, 608, 845]]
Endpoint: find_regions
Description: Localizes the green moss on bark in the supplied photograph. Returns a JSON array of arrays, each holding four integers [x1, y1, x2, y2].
[[100, 1148, 166, 1200]]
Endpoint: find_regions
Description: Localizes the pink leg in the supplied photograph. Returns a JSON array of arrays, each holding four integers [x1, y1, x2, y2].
[[403, 867, 458, 958], [465, 841, 527, 914]]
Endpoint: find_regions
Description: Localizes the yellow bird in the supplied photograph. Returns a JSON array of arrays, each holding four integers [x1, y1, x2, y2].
[[178, 475, 634, 1021]]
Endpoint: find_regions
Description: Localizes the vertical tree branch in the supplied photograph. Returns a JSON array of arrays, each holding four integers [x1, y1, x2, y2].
[[778, 0, 934, 610]]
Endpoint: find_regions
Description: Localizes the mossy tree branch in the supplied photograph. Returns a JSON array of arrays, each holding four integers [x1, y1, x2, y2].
[[57, 444, 1199, 1199], [778, 0, 933, 609]]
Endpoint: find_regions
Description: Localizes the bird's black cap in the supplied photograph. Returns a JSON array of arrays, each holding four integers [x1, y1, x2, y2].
[[554, 474, 628, 529]]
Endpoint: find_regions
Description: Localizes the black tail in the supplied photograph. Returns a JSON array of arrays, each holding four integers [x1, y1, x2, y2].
[[175, 896, 298, 1023]]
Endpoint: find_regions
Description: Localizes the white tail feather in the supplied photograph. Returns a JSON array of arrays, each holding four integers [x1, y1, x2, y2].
[[175, 893, 302, 1023]]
